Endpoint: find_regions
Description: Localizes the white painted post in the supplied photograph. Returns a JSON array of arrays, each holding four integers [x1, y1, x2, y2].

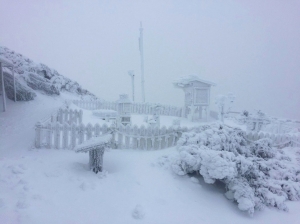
[[35, 122, 42, 148], [79, 124, 85, 144], [0, 62, 6, 112], [63, 123, 69, 149], [13, 67, 16, 102], [46, 123, 52, 149], [118, 132, 123, 149], [55, 123, 60, 149], [79, 110, 83, 124], [71, 124, 76, 148], [128, 70, 135, 102], [86, 123, 93, 140]]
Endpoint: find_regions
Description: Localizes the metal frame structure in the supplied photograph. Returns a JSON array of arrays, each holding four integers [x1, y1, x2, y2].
[[0, 57, 16, 112]]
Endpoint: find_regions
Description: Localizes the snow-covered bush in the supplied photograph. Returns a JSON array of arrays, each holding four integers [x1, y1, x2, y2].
[[172, 123, 300, 216]]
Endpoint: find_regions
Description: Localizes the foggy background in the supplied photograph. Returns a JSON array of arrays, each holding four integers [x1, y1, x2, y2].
[[1, 0, 299, 120]]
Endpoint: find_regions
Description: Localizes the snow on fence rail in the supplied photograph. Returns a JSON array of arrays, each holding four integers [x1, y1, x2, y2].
[[35, 122, 112, 149], [39, 108, 82, 125], [73, 100, 183, 117], [35, 122, 188, 150], [244, 131, 300, 148]]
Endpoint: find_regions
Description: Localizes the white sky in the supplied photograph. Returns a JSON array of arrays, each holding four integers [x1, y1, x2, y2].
[[1, 0, 299, 119]]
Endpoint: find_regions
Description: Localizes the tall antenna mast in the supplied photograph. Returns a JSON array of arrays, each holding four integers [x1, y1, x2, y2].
[[139, 22, 145, 102], [128, 70, 135, 102]]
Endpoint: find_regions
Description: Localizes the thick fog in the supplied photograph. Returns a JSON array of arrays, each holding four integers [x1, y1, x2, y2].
[[1, 0, 299, 119]]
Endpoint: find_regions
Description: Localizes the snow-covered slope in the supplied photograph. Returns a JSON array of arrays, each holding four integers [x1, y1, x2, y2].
[[0, 46, 97, 101]]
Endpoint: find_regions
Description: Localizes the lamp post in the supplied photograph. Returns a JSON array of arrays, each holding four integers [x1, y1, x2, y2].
[[128, 70, 135, 102]]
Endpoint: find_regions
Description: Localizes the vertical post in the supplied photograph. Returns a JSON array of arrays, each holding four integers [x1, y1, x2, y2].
[[139, 22, 145, 102], [0, 62, 6, 112], [35, 122, 42, 148], [221, 105, 224, 123], [13, 67, 16, 102], [128, 70, 135, 102]]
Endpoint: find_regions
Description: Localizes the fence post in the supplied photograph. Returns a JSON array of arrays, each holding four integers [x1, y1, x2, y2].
[[79, 110, 83, 124], [46, 122, 52, 149], [54, 123, 61, 149], [35, 122, 42, 148], [71, 124, 77, 148], [63, 123, 69, 149]]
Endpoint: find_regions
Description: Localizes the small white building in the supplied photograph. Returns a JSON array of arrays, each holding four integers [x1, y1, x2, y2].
[[173, 75, 215, 121], [117, 94, 132, 126]]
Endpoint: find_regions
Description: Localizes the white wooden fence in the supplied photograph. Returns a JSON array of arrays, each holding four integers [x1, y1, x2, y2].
[[35, 122, 188, 150], [54, 108, 83, 124], [39, 108, 83, 125], [73, 100, 183, 117], [116, 125, 187, 150], [244, 131, 300, 148], [35, 122, 113, 149], [262, 120, 300, 134]]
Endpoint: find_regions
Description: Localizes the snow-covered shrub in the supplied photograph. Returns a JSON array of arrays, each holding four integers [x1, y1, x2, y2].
[[172, 123, 300, 216]]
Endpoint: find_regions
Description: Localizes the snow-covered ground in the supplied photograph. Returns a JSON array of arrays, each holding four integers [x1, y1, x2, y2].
[[1, 93, 300, 224]]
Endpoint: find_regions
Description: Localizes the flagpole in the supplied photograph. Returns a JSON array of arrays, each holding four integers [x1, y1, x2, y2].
[[139, 22, 145, 102]]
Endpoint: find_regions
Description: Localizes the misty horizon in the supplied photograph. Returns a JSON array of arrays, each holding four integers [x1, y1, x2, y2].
[[1, 0, 299, 120]]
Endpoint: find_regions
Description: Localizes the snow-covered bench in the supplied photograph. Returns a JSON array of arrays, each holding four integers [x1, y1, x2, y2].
[[74, 134, 112, 173]]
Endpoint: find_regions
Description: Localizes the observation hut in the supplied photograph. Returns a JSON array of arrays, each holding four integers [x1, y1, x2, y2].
[[173, 75, 215, 121]]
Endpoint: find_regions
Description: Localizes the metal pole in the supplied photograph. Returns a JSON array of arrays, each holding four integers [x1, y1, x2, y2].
[[128, 70, 135, 102], [139, 22, 145, 102], [13, 66, 16, 102], [0, 62, 6, 112]]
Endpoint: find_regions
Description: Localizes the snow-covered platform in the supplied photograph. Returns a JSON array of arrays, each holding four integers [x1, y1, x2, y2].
[[74, 134, 112, 173]]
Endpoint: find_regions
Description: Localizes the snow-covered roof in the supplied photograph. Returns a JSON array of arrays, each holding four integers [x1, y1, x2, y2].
[[0, 56, 14, 67], [173, 75, 216, 88], [74, 134, 112, 152]]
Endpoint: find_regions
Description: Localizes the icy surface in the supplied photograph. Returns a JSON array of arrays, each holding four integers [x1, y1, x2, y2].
[[1, 93, 300, 223]]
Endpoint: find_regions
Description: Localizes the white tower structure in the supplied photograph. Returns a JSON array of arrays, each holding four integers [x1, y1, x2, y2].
[[139, 22, 145, 102]]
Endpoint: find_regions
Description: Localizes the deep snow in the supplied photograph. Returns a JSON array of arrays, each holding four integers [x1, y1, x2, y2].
[[1, 93, 300, 224]]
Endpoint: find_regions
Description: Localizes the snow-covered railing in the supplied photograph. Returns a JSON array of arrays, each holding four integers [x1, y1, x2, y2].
[[116, 125, 187, 150], [34, 122, 187, 150], [73, 100, 114, 110], [73, 100, 183, 117], [39, 108, 82, 125], [35, 123, 112, 149], [131, 102, 183, 117], [54, 108, 82, 124], [244, 131, 300, 148], [262, 119, 300, 134]]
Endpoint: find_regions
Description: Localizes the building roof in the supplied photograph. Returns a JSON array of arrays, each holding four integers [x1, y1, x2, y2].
[[173, 75, 216, 88], [0, 56, 14, 67]]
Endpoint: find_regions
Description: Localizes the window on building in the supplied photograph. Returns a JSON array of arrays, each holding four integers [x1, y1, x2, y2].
[[194, 89, 208, 105]]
